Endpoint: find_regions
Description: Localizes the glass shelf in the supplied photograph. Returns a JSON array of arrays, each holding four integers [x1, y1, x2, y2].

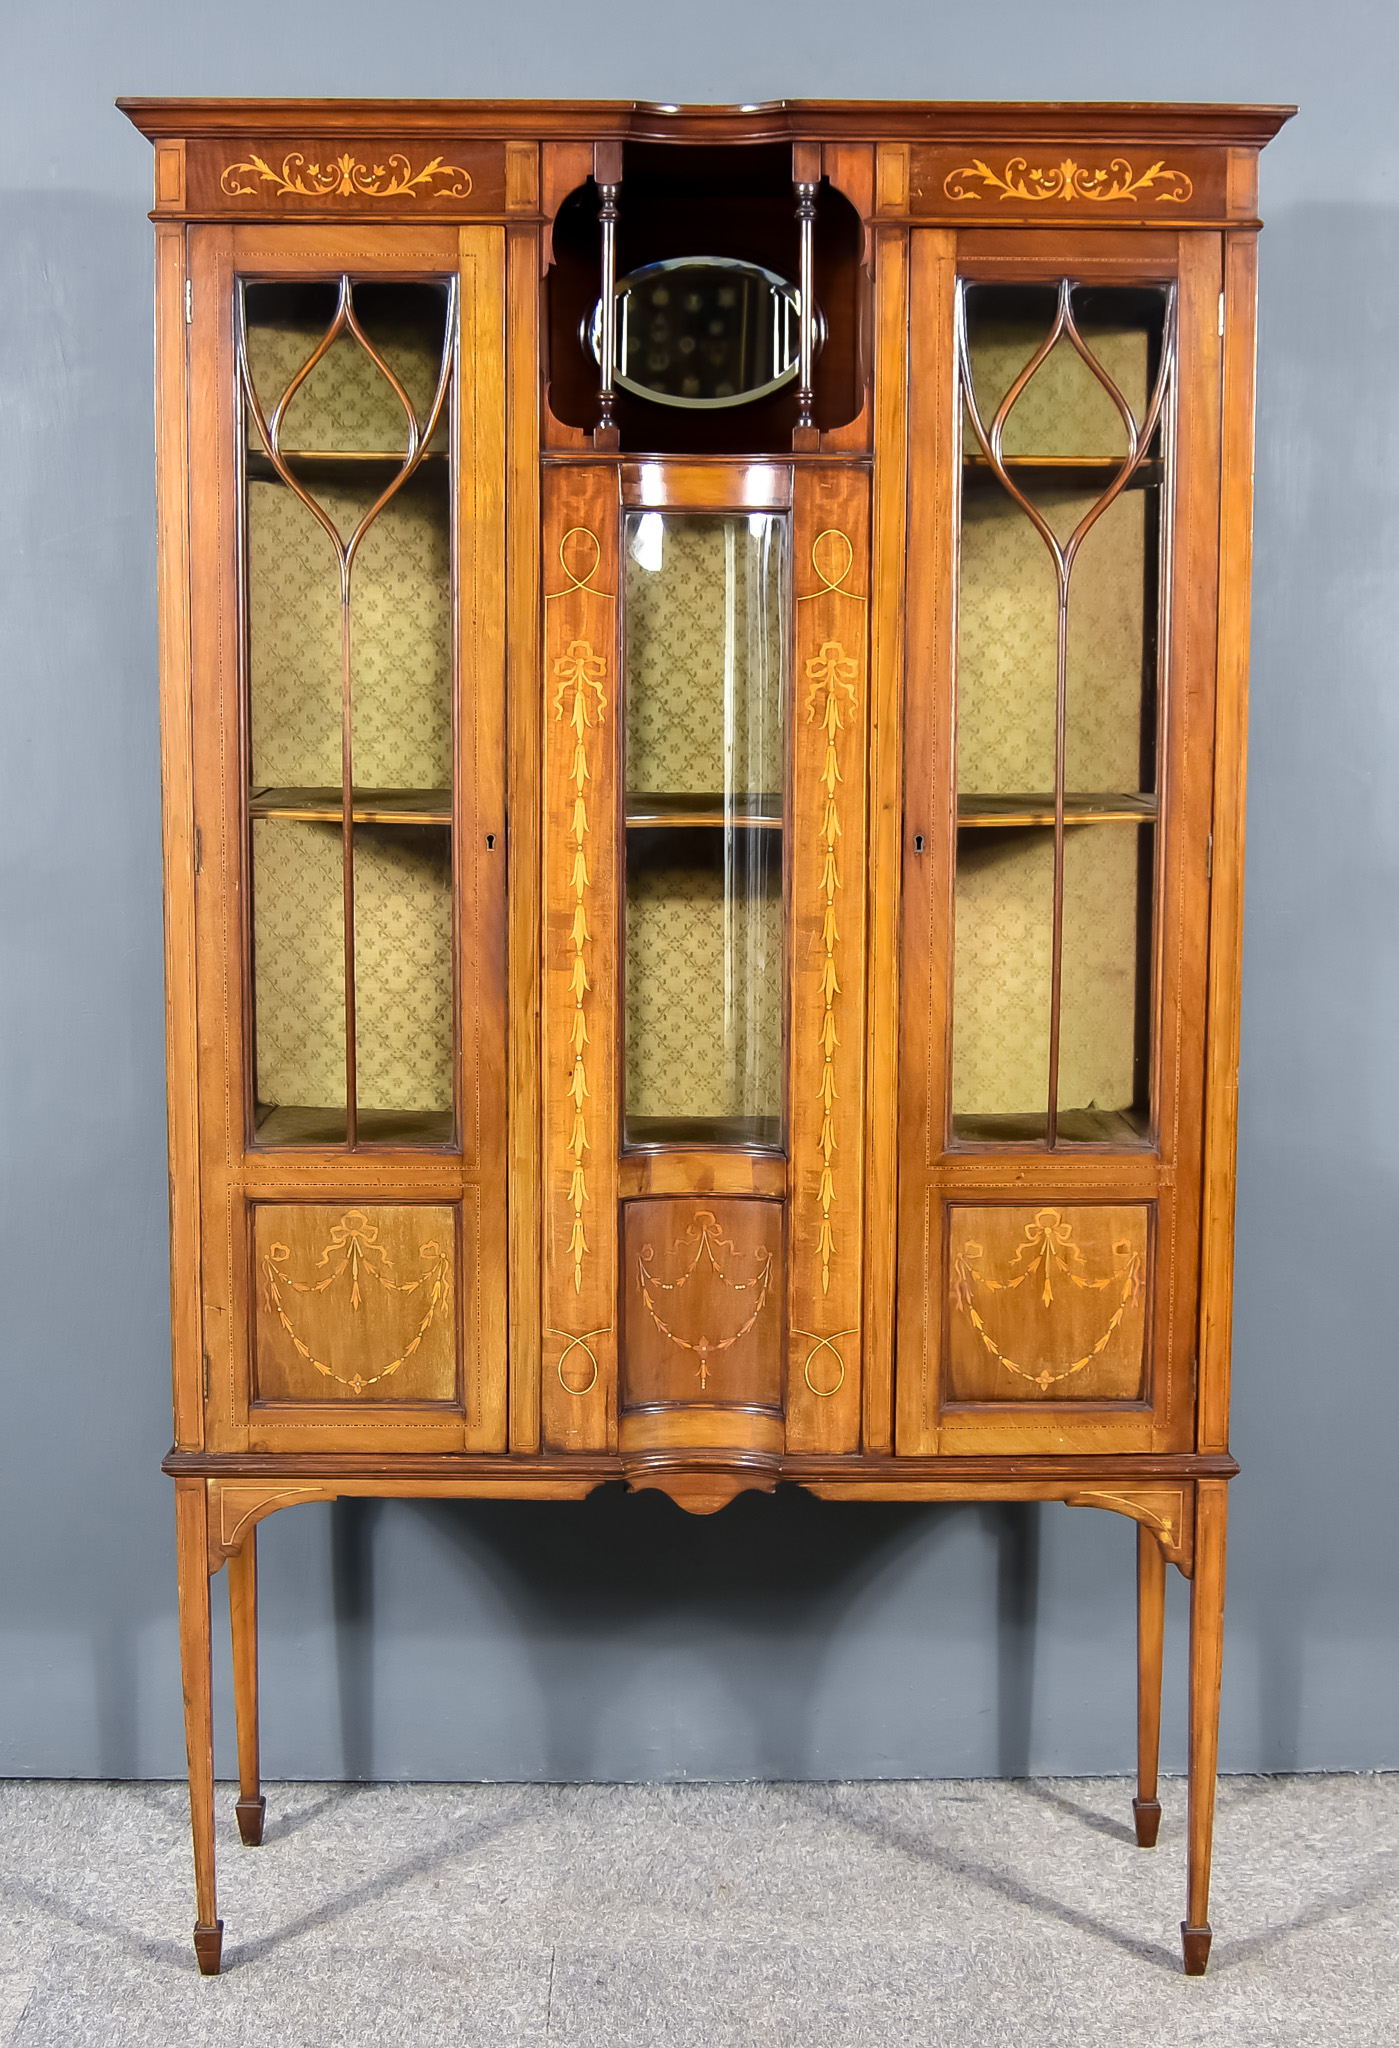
[[625, 791, 782, 831], [957, 792, 1157, 828], [963, 455, 1164, 490], [250, 787, 451, 824]]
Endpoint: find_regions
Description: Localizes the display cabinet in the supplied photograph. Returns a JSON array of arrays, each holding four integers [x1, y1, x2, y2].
[[121, 95, 1291, 1975]]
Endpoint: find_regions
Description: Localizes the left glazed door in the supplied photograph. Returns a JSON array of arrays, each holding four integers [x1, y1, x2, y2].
[[185, 225, 508, 1453]]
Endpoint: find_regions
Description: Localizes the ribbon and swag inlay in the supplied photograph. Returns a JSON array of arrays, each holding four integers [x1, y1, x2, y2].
[[953, 1208, 1143, 1392], [262, 1211, 451, 1395]]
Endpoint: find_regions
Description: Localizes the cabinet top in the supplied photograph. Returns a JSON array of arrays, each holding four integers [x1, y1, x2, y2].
[[118, 98, 1295, 149]]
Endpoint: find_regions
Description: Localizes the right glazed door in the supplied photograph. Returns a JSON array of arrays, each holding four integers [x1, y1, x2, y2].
[[897, 227, 1223, 1456]]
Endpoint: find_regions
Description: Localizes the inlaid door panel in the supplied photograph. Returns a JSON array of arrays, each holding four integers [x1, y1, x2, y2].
[[945, 1202, 1150, 1405], [621, 1198, 784, 1413], [252, 1202, 459, 1404]]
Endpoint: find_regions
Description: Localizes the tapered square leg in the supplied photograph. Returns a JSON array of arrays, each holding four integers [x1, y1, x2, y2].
[[228, 1529, 266, 1847], [1183, 1479, 1228, 1975], [175, 1479, 221, 1973], [1134, 1522, 1166, 1848]]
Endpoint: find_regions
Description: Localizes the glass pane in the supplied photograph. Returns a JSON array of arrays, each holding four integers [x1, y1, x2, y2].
[[1065, 480, 1160, 799], [625, 828, 783, 1147], [622, 511, 787, 1148], [1058, 822, 1153, 1142], [625, 512, 784, 803], [353, 824, 454, 1145], [251, 818, 347, 1145], [954, 279, 1170, 1148], [241, 275, 456, 1149], [349, 468, 453, 793], [247, 478, 343, 788], [957, 486, 1058, 797], [952, 826, 1053, 1143]]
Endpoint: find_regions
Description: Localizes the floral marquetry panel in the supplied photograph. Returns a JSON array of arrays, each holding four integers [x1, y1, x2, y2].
[[253, 1204, 458, 1403], [946, 1204, 1150, 1404], [786, 470, 870, 1453], [540, 468, 620, 1453]]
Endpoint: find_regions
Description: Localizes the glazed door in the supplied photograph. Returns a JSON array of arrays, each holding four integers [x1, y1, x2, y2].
[[897, 228, 1222, 1454], [186, 223, 508, 1453]]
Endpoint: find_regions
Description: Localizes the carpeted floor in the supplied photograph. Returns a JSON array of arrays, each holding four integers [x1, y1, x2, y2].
[[0, 1775, 1393, 2044]]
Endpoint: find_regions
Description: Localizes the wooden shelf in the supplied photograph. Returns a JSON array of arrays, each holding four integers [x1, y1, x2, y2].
[[963, 456, 1164, 490], [624, 1112, 784, 1151], [250, 787, 451, 825], [245, 448, 449, 482], [252, 1104, 456, 1149], [957, 792, 1157, 828], [626, 792, 782, 831], [951, 1106, 1150, 1147]]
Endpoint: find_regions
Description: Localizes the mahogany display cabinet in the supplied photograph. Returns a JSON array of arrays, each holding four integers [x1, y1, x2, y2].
[[121, 95, 1292, 1975]]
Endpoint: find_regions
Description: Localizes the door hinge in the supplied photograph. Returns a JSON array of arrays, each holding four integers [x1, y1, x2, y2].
[[192, 825, 203, 876], [201, 1351, 211, 1404], [185, 277, 193, 324], [1206, 831, 1213, 880], [1218, 291, 1225, 338]]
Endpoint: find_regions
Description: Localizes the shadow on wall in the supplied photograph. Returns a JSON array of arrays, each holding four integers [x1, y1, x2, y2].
[[321, 1486, 1051, 1781]]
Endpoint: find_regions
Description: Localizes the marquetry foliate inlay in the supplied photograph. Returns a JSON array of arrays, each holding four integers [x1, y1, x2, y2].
[[253, 1205, 458, 1403], [944, 156, 1193, 206], [222, 152, 473, 201], [946, 1204, 1149, 1403]]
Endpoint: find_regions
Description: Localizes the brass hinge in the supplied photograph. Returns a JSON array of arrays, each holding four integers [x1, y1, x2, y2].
[[185, 278, 193, 325], [192, 826, 202, 876], [1218, 291, 1224, 337], [201, 1351, 211, 1404], [1206, 832, 1213, 880]]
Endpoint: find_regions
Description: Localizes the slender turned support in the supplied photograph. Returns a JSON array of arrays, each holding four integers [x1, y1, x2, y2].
[[229, 1530, 266, 1847], [593, 140, 622, 450], [795, 178, 818, 435], [1182, 1479, 1229, 1975], [1134, 1522, 1166, 1848], [174, 1479, 222, 1974]]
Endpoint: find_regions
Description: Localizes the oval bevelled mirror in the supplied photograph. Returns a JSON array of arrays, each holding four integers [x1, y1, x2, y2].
[[587, 257, 823, 410]]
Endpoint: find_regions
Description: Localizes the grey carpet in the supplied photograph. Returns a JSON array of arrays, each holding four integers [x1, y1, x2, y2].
[[0, 1776, 1394, 2045]]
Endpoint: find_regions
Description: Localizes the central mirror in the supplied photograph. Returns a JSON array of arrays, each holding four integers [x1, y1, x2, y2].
[[589, 257, 819, 409]]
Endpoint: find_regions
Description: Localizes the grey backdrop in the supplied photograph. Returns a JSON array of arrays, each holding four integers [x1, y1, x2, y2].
[[2, 1, 1396, 1782]]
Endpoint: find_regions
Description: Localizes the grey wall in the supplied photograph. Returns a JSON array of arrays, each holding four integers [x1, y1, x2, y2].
[[2, 1, 1396, 1782]]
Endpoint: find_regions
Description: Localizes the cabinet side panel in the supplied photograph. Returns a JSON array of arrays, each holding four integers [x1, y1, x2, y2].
[[786, 467, 870, 1449], [862, 223, 910, 1455], [458, 224, 510, 1450], [1154, 231, 1223, 1453], [187, 224, 246, 1453], [155, 219, 204, 1451], [895, 229, 958, 1454], [507, 223, 544, 1450], [541, 466, 619, 1450], [1198, 231, 1257, 1455]]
